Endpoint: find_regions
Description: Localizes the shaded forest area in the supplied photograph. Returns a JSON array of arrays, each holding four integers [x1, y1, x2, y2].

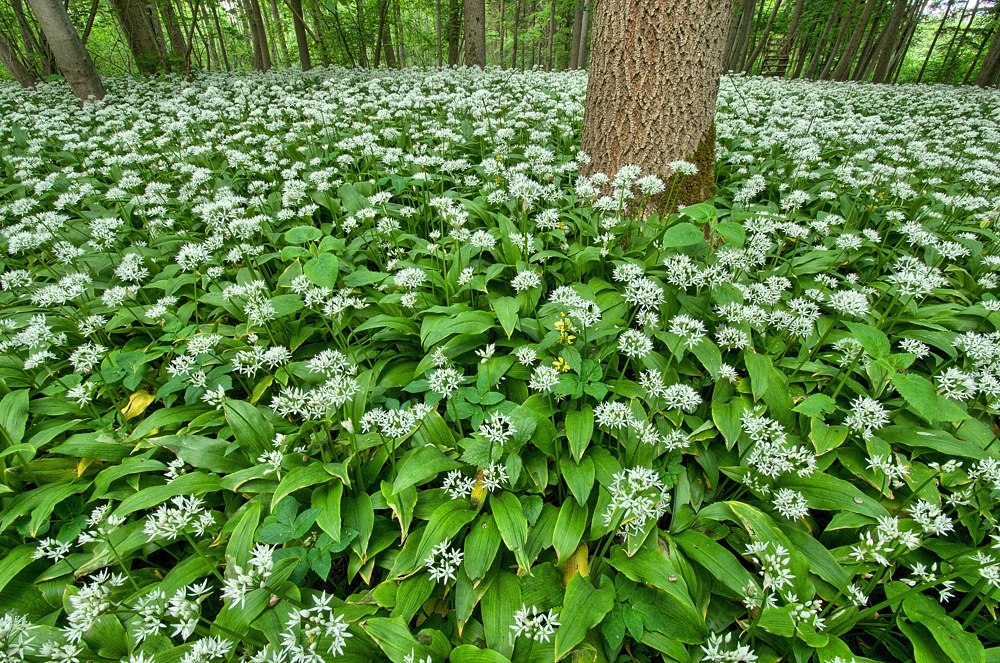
[[0, 0, 998, 89]]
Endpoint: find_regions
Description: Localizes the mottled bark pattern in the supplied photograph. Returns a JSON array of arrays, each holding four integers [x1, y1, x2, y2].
[[581, 0, 728, 207], [108, 0, 166, 74]]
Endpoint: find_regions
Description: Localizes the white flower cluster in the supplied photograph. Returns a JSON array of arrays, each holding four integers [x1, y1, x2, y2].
[[603, 466, 671, 537], [425, 539, 463, 583], [510, 604, 560, 642]]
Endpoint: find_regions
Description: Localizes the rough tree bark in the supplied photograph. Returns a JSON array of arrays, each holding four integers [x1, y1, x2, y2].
[[268, 0, 291, 66], [581, 0, 729, 209], [0, 31, 37, 87], [108, 0, 166, 74], [569, 1, 582, 68], [463, 0, 485, 66], [24, 0, 105, 100]]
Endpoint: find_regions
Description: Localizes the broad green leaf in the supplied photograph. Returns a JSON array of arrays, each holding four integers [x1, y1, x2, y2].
[[902, 592, 985, 663], [362, 618, 436, 663], [0, 390, 29, 446], [892, 373, 968, 423], [391, 446, 461, 495], [284, 225, 323, 244], [113, 472, 220, 518], [464, 514, 502, 581], [224, 400, 273, 458], [552, 498, 587, 563], [844, 321, 890, 359], [410, 501, 476, 575], [566, 406, 594, 461], [303, 252, 339, 288], [490, 491, 529, 572], [492, 296, 519, 339], [554, 574, 614, 661], [561, 455, 595, 506], [660, 222, 705, 247], [674, 530, 755, 598], [271, 463, 340, 511], [0, 544, 35, 594], [448, 645, 513, 663], [481, 570, 520, 657]]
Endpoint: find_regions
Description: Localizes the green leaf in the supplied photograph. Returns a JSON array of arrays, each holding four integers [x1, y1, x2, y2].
[[492, 296, 519, 339], [561, 455, 595, 505], [552, 498, 587, 563], [780, 473, 888, 519], [902, 592, 985, 663], [607, 547, 706, 642], [464, 514, 502, 581], [490, 491, 529, 572], [566, 406, 594, 461], [554, 574, 615, 661], [284, 225, 323, 244], [0, 544, 35, 594], [304, 252, 340, 289], [844, 321, 890, 359], [675, 530, 755, 598], [362, 617, 435, 663], [271, 463, 340, 511], [113, 472, 220, 518], [892, 373, 968, 423], [481, 570, 521, 657], [420, 311, 495, 349], [409, 502, 476, 575], [224, 400, 273, 458], [391, 446, 461, 495], [448, 645, 513, 663], [660, 222, 705, 248], [0, 390, 29, 446], [794, 393, 838, 418]]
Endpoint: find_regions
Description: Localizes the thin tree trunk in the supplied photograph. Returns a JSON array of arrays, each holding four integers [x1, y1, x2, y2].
[[729, 0, 757, 70], [210, 2, 231, 71], [435, 0, 442, 65], [181, 0, 203, 74], [723, 0, 743, 70], [964, 21, 996, 83], [852, 11, 884, 80], [287, 0, 310, 69], [871, 0, 908, 81], [790, 22, 815, 78], [743, 0, 783, 72], [25, 0, 105, 100], [328, 0, 354, 65], [13, 0, 57, 75], [374, 0, 389, 65], [354, 0, 368, 67], [464, 0, 485, 66], [581, 0, 729, 208], [576, 6, 588, 68], [498, 0, 505, 65], [0, 31, 37, 86], [916, 0, 954, 82], [511, 0, 520, 67], [243, 0, 272, 70], [819, 0, 859, 78], [568, 1, 582, 68], [446, 0, 460, 64], [888, 0, 927, 81], [831, 0, 878, 80], [382, 4, 397, 67], [197, 5, 217, 69], [546, 0, 555, 70], [269, 0, 291, 66], [941, 0, 980, 82], [147, 2, 170, 58], [393, 0, 404, 65], [80, 0, 99, 45]]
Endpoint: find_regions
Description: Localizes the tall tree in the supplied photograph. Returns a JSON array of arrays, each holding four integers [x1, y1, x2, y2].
[[287, 0, 311, 69], [12, 0, 56, 76], [742, 0, 783, 72], [160, 0, 187, 55], [464, 0, 485, 66], [108, 0, 167, 74], [976, 9, 1000, 86], [243, 0, 272, 70], [581, 0, 728, 207], [872, 0, 909, 82], [831, 0, 878, 80], [917, 0, 955, 82], [268, 0, 291, 66], [24, 0, 105, 100], [446, 0, 460, 64], [0, 30, 37, 87]]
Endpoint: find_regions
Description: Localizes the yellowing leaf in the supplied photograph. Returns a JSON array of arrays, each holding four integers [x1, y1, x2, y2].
[[120, 391, 154, 420], [561, 541, 589, 585]]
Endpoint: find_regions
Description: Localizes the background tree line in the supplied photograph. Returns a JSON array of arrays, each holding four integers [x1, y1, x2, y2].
[[0, 0, 997, 100]]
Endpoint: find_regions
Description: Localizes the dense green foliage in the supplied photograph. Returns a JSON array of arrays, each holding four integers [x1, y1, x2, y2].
[[0, 69, 999, 662]]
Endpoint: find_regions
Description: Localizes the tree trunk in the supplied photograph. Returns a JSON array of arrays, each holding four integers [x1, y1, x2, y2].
[[287, 0, 310, 69], [819, 0, 857, 78], [576, 6, 589, 68], [374, 0, 389, 65], [108, 0, 166, 73], [354, 0, 368, 67], [80, 0, 100, 45], [743, 0, 783, 72], [463, 0, 484, 66], [159, 0, 186, 54], [916, 0, 954, 82], [852, 10, 884, 80], [447, 0, 460, 64], [209, 2, 231, 71], [511, 0, 521, 67], [581, 0, 729, 209], [0, 31, 37, 87], [807, 0, 843, 78], [887, 0, 927, 81], [547, 0, 555, 70], [13, 0, 57, 76], [24, 0, 104, 100], [723, 0, 744, 70], [940, 0, 980, 82], [328, 0, 354, 66], [976, 15, 1000, 85], [244, 0, 272, 70], [729, 0, 757, 70], [269, 0, 291, 66], [147, 2, 170, 59], [871, 0, 908, 82], [498, 0, 505, 65], [568, 1, 582, 68], [436, 0, 443, 65], [831, 0, 878, 80], [198, 4, 218, 69]]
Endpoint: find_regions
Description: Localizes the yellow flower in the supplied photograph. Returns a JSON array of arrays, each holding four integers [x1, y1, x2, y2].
[[555, 314, 576, 345], [552, 357, 571, 373]]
